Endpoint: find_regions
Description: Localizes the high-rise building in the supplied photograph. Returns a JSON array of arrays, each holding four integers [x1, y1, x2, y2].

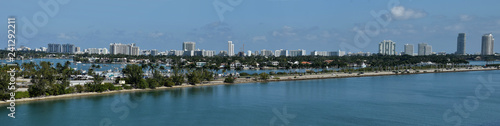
[[329, 50, 346, 56], [183, 50, 194, 56], [289, 49, 306, 57], [62, 44, 75, 53], [218, 50, 228, 56], [192, 49, 215, 57], [48, 43, 62, 53], [202, 50, 215, 57], [101, 48, 109, 54], [131, 46, 140, 56], [237, 52, 245, 57], [75, 47, 81, 53], [193, 49, 203, 56], [378, 40, 396, 55], [274, 49, 289, 57], [182, 42, 196, 51], [109, 43, 139, 55], [86, 48, 109, 54], [425, 45, 432, 55], [18, 46, 31, 51], [481, 33, 494, 55], [456, 33, 466, 55], [310, 50, 328, 56], [228, 41, 234, 56], [404, 44, 414, 56], [40, 47, 47, 52], [110, 43, 129, 55], [141, 50, 151, 56], [168, 50, 184, 56], [418, 43, 432, 56], [260, 49, 273, 56], [149, 49, 158, 56], [274, 50, 281, 57]]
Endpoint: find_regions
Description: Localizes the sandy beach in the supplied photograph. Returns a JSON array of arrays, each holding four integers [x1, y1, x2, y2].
[[1, 66, 498, 105]]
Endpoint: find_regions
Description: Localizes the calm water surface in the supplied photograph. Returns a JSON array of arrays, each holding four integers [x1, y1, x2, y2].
[[1, 68, 500, 126]]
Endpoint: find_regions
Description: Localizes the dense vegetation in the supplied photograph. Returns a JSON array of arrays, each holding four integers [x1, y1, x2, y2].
[[71, 53, 491, 69]]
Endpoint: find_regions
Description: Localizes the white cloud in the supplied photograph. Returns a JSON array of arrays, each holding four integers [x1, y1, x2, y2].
[[252, 36, 267, 42], [321, 31, 331, 38], [272, 26, 296, 37], [58, 33, 76, 39], [460, 15, 473, 21], [306, 34, 317, 40], [444, 24, 464, 31], [390, 6, 427, 20], [149, 32, 164, 38]]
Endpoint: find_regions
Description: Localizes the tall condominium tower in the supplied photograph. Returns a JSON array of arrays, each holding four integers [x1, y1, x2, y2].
[[182, 42, 195, 51], [378, 40, 396, 55], [75, 47, 81, 53], [62, 43, 75, 53], [275, 49, 289, 57], [404, 44, 414, 56], [289, 49, 306, 57], [131, 46, 140, 56], [418, 43, 432, 56], [456, 33, 466, 55], [228, 41, 234, 56], [109, 43, 140, 56], [260, 49, 274, 56], [481, 33, 494, 55], [48, 43, 62, 53]]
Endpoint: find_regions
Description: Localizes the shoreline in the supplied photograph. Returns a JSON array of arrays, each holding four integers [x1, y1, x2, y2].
[[1, 67, 498, 105]]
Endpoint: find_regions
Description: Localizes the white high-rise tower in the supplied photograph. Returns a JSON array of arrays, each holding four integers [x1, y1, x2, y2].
[[404, 44, 414, 56], [378, 40, 396, 55], [481, 33, 494, 55], [182, 42, 195, 51], [228, 41, 234, 56]]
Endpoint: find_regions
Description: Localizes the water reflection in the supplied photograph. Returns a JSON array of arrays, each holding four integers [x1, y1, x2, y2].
[[223, 84, 241, 96], [128, 92, 146, 102], [147, 90, 165, 98], [170, 88, 184, 98], [187, 86, 214, 96]]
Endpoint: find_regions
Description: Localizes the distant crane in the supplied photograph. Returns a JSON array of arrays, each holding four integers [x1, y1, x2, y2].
[[237, 43, 245, 56], [240, 43, 244, 53]]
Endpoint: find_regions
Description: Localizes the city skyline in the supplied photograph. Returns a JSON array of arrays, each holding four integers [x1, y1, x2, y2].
[[2, 0, 500, 54], [4, 1, 500, 126], [21, 32, 497, 56], [34, 32, 496, 56]]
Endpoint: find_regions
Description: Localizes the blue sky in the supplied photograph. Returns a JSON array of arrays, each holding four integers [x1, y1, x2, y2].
[[2, 0, 500, 54]]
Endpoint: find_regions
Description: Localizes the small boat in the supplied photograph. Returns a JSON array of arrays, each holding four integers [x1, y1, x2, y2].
[[76, 61, 82, 64]]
